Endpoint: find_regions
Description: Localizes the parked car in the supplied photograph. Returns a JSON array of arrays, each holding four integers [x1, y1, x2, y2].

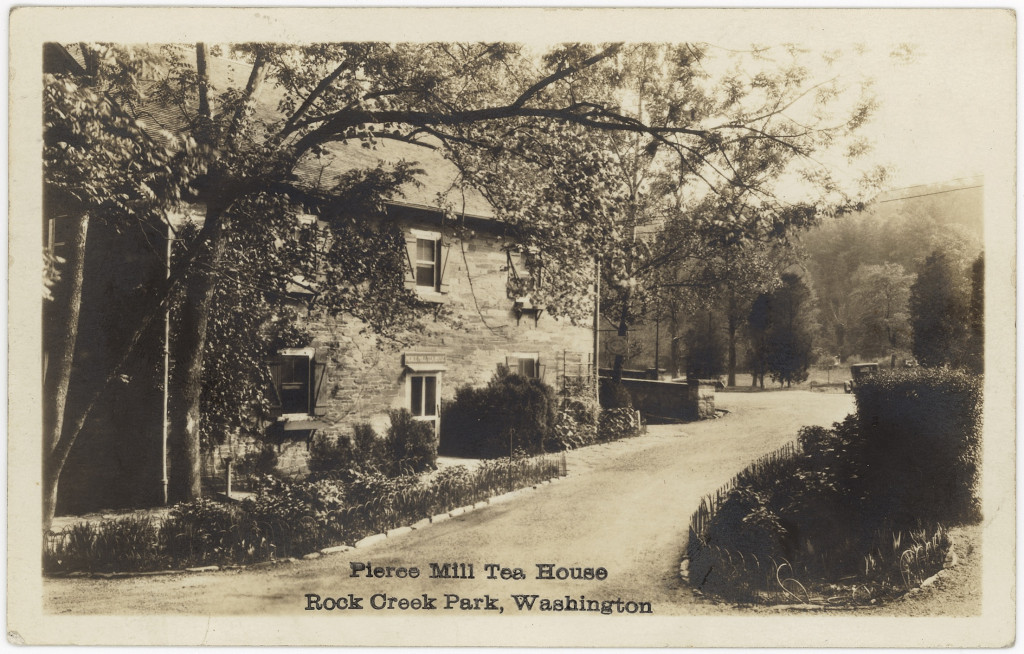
[[844, 363, 879, 393]]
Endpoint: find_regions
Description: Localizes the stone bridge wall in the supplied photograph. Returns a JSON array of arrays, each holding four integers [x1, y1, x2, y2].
[[614, 378, 717, 421]]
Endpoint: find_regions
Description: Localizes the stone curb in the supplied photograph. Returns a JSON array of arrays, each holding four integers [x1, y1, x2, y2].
[[678, 554, 955, 607], [319, 544, 353, 555], [52, 474, 565, 579], [354, 533, 387, 549]]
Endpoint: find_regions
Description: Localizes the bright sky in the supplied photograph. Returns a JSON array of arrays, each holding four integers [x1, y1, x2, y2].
[[677, 15, 1012, 195], [508, 10, 1012, 199], [861, 36, 1009, 190]]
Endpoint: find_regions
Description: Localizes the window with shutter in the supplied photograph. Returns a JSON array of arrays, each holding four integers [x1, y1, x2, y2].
[[267, 348, 319, 417], [279, 356, 310, 414], [506, 353, 540, 379], [404, 229, 450, 299], [415, 238, 438, 289]]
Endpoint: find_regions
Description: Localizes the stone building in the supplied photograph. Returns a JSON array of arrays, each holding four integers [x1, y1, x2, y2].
[[45, 43, 597, 504], [261, 141, 596, 463]]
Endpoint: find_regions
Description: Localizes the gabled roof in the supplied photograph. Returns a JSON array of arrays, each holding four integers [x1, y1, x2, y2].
[[125, 44, 494, 219], [292, 140, 494, 219]]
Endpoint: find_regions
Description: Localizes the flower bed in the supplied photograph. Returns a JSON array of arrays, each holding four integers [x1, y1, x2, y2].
[[685, 368, 980, 605], [45, 453, 566, 575]]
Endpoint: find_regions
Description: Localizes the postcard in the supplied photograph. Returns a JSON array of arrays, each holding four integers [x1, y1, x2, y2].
[[9, 6, 1016, 647]]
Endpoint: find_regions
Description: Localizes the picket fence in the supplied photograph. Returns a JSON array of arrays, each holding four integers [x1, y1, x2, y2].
[[685, 440, 806, 603]]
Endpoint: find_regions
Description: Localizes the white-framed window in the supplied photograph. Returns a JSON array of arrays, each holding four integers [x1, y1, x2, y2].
[[414, 237, 440, 289], [506, 352, 541, 379], [407, 372, 441, 436], [409, 374, 439, 418], [404, 229, 450, 299]]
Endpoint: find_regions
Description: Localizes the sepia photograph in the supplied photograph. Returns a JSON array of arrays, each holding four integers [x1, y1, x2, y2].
[[8, 6, 1016, 648]]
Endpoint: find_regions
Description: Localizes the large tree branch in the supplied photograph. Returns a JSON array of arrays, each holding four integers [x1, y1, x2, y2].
[[196, 43, 211, 121], [288, 96, 714, 164], [226, 48, 269, 144], [277, 59, 353, 139], [510, 43, 622, 109]]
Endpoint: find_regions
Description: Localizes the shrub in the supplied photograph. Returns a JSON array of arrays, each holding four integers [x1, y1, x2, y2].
[[161, 499, 256, 566], [853, 367, 982, 524], [440, 386, 487, 457], [253, 446, 279, 475], [309, 423, 389, 481], [228, 445, 279, 490], [597, 407, 642, 441], [352, 422, 385, 470], [545, 388, 598, 451], [308, 432, 358, 478], [440, 367, 558, 458], [44, 451, 567, 576], [545, 408, 594, 451], [384, 409, 437, 475], [687, 367, 981, 604], [599, 379, 633, 409]]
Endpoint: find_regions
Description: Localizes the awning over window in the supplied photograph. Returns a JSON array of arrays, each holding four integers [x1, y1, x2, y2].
[[405, 361, 448, 372], [403, 352, 447, 372], [279, 418, 327, 431]]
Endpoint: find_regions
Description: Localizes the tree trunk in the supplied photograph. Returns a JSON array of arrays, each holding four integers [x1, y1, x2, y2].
[[167, 207, 229, 503], [43, 213, 88, 531]]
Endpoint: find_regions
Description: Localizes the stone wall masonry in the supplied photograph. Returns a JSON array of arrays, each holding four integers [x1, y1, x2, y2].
[[295, 216, 594, 442], [201, 439, 311, 489], [615, 377, 716, 422], [688, 381, 718, 420]]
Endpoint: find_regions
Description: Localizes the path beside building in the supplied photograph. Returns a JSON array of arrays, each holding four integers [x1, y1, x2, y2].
[[45, 391, 854, 616]]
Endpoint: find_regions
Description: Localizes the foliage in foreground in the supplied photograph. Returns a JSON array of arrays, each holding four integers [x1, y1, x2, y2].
[[308, 410, 436, 480], [687, 367, 981, 604], [45, 453, 565, 574]]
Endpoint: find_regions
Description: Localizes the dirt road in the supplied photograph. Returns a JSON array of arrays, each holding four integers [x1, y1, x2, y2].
[[44, 391, 854, 616]]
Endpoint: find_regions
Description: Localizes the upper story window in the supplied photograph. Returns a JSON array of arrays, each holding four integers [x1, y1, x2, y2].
[[506, 249, 545, 300], [404, 229, 450, 299], [415, 238, 440, 289], [278, 355, 311, 414]]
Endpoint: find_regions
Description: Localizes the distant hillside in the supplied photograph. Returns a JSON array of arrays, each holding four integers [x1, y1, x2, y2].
[[870, 176, 984, 239], [799, 176, 983, 361]]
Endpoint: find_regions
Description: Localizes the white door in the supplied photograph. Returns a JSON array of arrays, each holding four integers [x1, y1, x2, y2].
[[409, 373, 440, 435]]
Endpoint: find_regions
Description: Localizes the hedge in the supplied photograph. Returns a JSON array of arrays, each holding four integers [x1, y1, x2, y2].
[[440, 367, 557, 458], [853, 367, 982, 524]]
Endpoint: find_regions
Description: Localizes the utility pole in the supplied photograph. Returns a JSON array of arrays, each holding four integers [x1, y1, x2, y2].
[[161, 222, 172, 505], [654, 314, 660, 377], [593, 256, 600, 413]]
